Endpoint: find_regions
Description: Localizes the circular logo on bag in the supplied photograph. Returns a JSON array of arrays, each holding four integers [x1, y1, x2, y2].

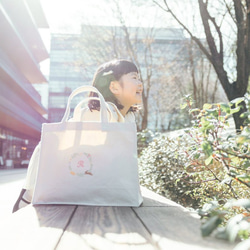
[[69, 153, 93, 177]]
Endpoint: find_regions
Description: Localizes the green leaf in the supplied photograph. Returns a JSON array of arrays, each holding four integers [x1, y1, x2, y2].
[[225, 199, 250, 209], [199, 201, 219, 215], [240, 112, 249, 119], [220, 103, 231, 114], [218, 116, 226, 122], [233, 239, 250, 250], [230, 157, 241, 164], [180, 103, 187, 109], [206, 108, 219, 116], [229, 170, 239, 177], [230, 97, 244, 107], [194, 153, 201, 159], [221, 177, 232, 185], [189, 108, 200, 114], [237, 135, 250, 145], [205, 155, 213, 165], [215, 228, 229, 240], [230, 106, 241, 115], [203, 103, 212, 110], [225, 214, 244, 242], [242, 160, 250, 169], [201, 215, 222, 237], [201, 142, 213, 157]]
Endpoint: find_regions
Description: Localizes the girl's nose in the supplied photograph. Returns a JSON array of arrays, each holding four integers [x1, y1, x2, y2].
[[138, 80, 143, 89]]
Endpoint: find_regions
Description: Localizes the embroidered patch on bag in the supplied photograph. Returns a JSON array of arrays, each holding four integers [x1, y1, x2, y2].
[[69, 153, 93, 176]]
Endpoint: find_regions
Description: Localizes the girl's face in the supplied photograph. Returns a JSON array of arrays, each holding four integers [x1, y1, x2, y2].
[[114, 72, 143, 111]]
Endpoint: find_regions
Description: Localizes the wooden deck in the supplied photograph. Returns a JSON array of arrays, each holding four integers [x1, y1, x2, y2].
[[0, 187, 236, 250]]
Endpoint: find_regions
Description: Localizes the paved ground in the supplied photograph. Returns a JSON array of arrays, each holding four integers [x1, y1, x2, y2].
[[0, 168, 27, 222]]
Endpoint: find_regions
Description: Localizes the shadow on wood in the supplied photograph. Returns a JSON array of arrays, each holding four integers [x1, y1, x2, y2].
[[0, 187, 237, 250]]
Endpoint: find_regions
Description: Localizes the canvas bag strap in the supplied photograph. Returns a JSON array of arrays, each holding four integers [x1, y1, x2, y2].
[[73, 97, 112, 121], [61, 86, 109, 123]]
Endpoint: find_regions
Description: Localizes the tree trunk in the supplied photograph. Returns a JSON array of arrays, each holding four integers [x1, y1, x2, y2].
[[198, 0, 249, 130], [140, 92, 148, 131], [226, 81, 247, 131]]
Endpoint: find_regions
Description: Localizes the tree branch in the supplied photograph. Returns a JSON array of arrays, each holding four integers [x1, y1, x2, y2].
[[153, 0, 213, 62], [206, 8, 224, 60], [222, 0, 237, 24], [198, 0, 222, 63]]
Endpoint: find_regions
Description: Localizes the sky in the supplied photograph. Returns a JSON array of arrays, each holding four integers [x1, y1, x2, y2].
[[38, 0, 206, 51], [40, 0, 106, 33], [39, 0, 160, 33], [38, 0, 170, 75], [39, 0, 108, 51]]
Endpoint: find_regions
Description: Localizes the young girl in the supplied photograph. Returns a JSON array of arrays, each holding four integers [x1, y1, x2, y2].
[[12, 59, 143, 212]]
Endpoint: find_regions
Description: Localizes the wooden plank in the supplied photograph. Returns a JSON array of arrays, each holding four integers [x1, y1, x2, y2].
[[140, 186, 182, 207], [0, 204, 76, 250], [56, 206, 157, 250], [133, 206, 236, 250]]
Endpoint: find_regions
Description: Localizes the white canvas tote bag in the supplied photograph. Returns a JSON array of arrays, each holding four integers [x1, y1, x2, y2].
[[32, 86, 143, 207]]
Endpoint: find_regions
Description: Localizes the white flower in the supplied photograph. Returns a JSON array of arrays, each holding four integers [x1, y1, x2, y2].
[[102, 70, 113, 76]]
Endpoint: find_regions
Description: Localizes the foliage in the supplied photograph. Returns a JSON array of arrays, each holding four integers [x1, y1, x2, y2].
[[198, 199, 250, 248], [137, 129, 156, 156], [139, 129, 202, 207], [139, 94, 250, 246], [154, 0, 250, 130]]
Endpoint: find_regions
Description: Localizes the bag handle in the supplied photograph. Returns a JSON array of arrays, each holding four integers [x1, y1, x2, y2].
[[73, 97, 112, 121], [61, 86, 109, 123]]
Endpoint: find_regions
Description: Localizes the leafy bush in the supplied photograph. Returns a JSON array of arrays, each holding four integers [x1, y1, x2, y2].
[[137, 129, 156, 156], [198, 199, 250, 248], [139, 94, 250, 246], [139, 133, 200, 207]]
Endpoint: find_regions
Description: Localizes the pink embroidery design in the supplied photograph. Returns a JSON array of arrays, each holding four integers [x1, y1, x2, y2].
[[77, 160, 84, 168], [69, 152, 93, 177]]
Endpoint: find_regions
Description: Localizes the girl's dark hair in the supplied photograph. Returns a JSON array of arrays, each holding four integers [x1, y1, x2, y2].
[[88, 59, 139, 112]]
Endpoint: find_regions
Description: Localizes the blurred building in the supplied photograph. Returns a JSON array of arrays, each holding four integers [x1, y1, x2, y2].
[[48, 27, 188, 123], [48, 33, 87, 122], [0, 0, 49, 167]]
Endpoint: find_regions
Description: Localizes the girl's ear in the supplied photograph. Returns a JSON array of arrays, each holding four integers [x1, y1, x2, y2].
[[109, 81, 121, 95]]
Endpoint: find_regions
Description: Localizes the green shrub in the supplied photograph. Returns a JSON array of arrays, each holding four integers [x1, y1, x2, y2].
[[198, 199, 250, 247], [139, 133, 201, 208], [139, 94, 250, 246], [137, 129, 156, 156]]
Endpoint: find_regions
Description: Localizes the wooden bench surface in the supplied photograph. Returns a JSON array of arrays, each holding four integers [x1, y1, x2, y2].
[[0, 187, 236, 250]]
